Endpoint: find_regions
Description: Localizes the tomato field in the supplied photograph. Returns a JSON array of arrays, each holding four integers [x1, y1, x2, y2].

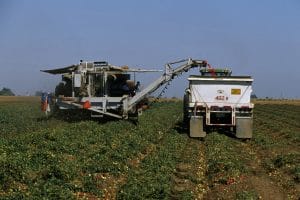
[[0, 97, 299, 199]]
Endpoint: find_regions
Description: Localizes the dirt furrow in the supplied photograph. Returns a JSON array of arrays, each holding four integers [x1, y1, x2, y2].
[[170, 139, 208, 199]]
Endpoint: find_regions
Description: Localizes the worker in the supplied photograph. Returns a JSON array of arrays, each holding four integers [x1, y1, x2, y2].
[[135, 81, 140, 92], [121, 83, 130, 94], [41, 93, 47, 112], [41, 92, 52, 116]]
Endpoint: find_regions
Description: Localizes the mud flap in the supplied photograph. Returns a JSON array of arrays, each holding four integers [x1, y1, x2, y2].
[[235, 117, 253, 138], [189, 116, 206, 138]]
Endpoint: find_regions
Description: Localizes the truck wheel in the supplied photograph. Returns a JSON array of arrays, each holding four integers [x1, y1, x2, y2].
[[183, 93, 189, 125], [189, 116, 206, 138], [235, 117, 253, 139]]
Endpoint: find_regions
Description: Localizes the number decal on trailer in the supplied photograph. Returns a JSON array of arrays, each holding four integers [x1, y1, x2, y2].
[[231, 88, 241, 95], [216, 96, 224, 100], [215, 96, 228, 101]]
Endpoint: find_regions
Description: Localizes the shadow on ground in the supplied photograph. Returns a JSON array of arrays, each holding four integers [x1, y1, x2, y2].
[[37, 110, 122, 124], [174, 120, 247, 141]]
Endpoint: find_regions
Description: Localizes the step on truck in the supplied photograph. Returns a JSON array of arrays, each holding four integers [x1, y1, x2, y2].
[[184, 68, 254, 138]]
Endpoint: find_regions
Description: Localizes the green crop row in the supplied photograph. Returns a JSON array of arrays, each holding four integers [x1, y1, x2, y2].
[[204, 133, 248, 185], [0, 103, 64, 138], [252, 104, 300, 198], [0, 101, 190, 199], [118, 130, 188, 199], [1, 101, 299, 199]]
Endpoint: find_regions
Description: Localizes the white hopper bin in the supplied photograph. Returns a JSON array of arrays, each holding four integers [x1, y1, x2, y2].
[[184, 74, 254, 139]]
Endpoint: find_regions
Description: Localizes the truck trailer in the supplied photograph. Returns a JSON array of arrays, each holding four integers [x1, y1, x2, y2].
[[184, 68, 254, 138]]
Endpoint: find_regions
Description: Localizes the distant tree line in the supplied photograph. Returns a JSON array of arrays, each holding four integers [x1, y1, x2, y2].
[[35, 91, 43, 96], [0, 87, 15, 96], [251, 94, 257, 99]]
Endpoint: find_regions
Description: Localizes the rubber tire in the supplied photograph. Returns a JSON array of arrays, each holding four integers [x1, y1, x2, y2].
[[183, 92, 189, 125]]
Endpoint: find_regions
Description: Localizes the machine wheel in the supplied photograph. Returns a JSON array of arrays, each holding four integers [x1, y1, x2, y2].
[[128, 108, 139, 125]]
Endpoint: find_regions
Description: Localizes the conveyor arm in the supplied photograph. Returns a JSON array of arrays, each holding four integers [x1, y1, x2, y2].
[[127, 58, 207, 110]]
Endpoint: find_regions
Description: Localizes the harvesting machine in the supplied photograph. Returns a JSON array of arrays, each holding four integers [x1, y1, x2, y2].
[[42, 58, 254, 138], [42, 58, 207, 119], [183, 67, 254, 138]]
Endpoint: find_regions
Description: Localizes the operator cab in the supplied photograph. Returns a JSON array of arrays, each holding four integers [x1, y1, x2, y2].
[[107, 73, 137, 97]]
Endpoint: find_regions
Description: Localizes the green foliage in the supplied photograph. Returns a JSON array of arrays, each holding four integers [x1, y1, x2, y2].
[[292, 166, 300, 183], [0, 101, 190, 199], [253, 103, 300, 196], [205, 133, 247, 185], [1, 100, 299, 199], [273, 153, 299, 168], [118, 131, 187, 199], [0, 103, 59, 136], [236, 190, 259, 200]]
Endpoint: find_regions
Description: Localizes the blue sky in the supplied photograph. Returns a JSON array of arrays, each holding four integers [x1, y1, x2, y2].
[[0, 0, 299, 98]]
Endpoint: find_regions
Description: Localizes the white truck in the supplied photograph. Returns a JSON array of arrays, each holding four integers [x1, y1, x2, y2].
[[183, 68, 254, 138]]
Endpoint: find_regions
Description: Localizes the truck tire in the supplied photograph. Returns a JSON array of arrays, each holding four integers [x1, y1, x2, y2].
[[235, 117, 253, 139], [189, 116, 206, 138], [183, 92, 189, 125]]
